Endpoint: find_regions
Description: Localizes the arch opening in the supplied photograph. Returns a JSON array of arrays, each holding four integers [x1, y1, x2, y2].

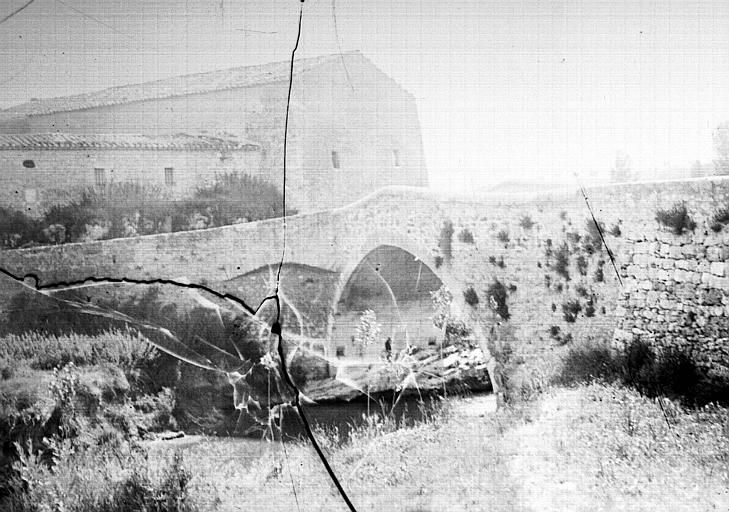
[[331, 245, 445, 360]]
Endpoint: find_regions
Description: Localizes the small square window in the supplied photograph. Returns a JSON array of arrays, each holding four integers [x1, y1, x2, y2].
[[94, 168, 106, 187], [164, 167, 175, 186], [393, 149, 401, 168], [331, 150, 341, 169]]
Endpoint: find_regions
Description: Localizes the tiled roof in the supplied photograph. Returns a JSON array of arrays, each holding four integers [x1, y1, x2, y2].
[[0, 133, 260, 151], [0, 52, 362, 123]]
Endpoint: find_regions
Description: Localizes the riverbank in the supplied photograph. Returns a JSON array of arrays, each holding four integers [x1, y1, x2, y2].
[[147, 383, 728, 511]]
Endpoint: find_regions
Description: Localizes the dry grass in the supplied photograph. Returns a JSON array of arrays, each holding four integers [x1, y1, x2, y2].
[[140, 383, 728, 512]]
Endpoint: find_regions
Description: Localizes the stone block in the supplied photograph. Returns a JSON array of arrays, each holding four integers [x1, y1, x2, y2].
[[710, 261, 726, 277]]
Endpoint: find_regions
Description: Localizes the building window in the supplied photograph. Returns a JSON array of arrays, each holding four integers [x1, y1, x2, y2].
[[22, 159, 35, 169], [393, 149, 401, 168], [94, 168, 106, 187], [331, 150, 341, 169], [164, 167, 175, 186]]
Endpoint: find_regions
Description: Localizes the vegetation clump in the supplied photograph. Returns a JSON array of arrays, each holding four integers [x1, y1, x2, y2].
[[496, 230, 510, 244], [551, 242, 570, 281], [562, 299, 582, 323], [458, 229, 475, 244], [463, 286, 480, 307], [486, 279, 510, 320], [519, 215, 535, 230], [655, 203, 696, 235], [438, 220, 455, 262], [710, 206, 729, 233], [576, 255, 588, 276]]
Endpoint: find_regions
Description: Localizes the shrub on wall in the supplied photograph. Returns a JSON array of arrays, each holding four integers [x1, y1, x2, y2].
[[438, 220, 454, 262], [457, 228, 475, 244], [0, 207, 44, 248], [655, 202, 696, 235], [552, 242, 570, 281], [584, 218, 605, 254], [610, 223, 622, 237], [519, 215, 535, 230], [576, 255, 588, 276], [496, 230, 509, 244], [486, 278, 510, 320], [562, 299, 582, 323], [593, 265, 604, 283], [463, 286, 479, 307], [710, 207, 729, 233]]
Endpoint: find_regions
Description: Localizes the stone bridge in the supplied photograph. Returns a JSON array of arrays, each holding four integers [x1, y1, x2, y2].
[[1, 178, 728, 379]]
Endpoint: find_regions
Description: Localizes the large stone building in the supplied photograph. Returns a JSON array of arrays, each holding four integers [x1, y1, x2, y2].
[[0, 51, 427, 214]]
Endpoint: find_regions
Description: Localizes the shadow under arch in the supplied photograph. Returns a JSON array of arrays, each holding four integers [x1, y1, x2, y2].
[[324, 232, 462, 358]]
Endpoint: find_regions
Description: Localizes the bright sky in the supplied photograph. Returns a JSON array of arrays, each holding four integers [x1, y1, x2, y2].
[[1, 0, 728, 192]]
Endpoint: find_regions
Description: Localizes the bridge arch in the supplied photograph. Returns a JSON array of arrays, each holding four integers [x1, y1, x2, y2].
[[324, 230, 462, 358]]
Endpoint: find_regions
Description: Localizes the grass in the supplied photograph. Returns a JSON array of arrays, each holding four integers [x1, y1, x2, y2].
[[0, 330, 157, 371], [137, 382, 729, 512]]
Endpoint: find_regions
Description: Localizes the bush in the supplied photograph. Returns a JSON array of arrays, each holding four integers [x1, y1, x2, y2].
[[0, 207, 44, 249], [519, 215, 535, 230], [438, 220, 454, 261], [457, 229, 475, 244], [610, 223, 622, 237], [552, 242, 570, 281], [584, 301, 596, 317], [548, 325, 561, 339], [558, 338, 729, 406], [584, 218, 605, 254], [575, 285, 589, 298], [655, 203, 696, 235], [576, 255, 588, 276], [434, 255, 444, 269], [486, 279, 510, 320], [562, 300, 581, 323], [496, 230, 509, 244], [710, 207, 729, 233], [463, 287, 479, 307], [593, 266, 604, 283], [497, 256, 506, 268]]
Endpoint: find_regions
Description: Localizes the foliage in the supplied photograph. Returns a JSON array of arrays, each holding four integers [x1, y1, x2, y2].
[[486, 278, 510, 321], [710, 206, 729, 233], [593, 265, 604, 283], [655, 203, 696, 235], [610, 223, 621, 237], [584, 300, 596, 318], [558, 338, 729, 406], [0, 331, 156, 371], [430, 286, 470, 342], [3, 442, 198, 512], [0, 174, 288, 249], [584, 218, 605, 254], [576, 255, 588, 276], [355, 310, 382, 351], [438, 220, 454, 262], [457, 229, 475, 244], [496, 230, 509, 244], [551, 242, 570, 281], [463, 286, 479, 307], [434, 255, 444, 268], [548, 325, 561, 339], [188, 172, 289, 226], [518, 215, 535, 230], [0, 207, 44, 249], [562, 300, 582, 323]]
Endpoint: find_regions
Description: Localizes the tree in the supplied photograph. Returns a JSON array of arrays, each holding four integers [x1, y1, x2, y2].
[[713, 121, 729, 175], [610, 151, 634, 183]]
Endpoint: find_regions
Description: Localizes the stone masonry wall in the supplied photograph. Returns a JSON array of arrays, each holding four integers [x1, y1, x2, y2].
[[1, 178, 728, 377]]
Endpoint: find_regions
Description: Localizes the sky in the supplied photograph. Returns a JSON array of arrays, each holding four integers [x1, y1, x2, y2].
[[1, 0, 728, 192]]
